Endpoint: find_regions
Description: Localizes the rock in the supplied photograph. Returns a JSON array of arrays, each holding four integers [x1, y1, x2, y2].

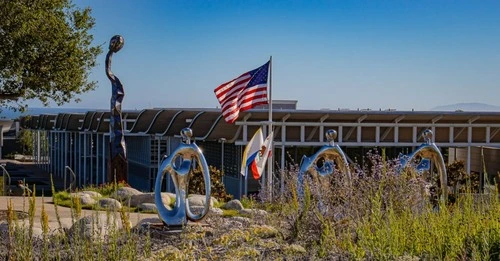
[[127, 193, 170, 208], [187, 194, 216, 207], [232, 216, 250, 225], [189, 206, 208, 216], [74, 193, 96, 206], [210, 207, 224, 216], [80, 191, 102, 198], [0, 222, 8, 236], [135, 217, 163, 227], [98, 198, 122, 210], [222, 199, 244, 211], [166, 192, 176, 203], [222, 216, 251, 229], [223, 219, 244, 229], [138, 203, 158, 213], [239, 208, 268, 217], [113, 187, 142, 201], [68, 213, 130, 240], [57, 217, 76, 231], [133, 217, 163, 233]]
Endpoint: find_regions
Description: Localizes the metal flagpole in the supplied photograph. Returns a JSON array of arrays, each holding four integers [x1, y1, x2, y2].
[[245, 166, 248, 196], [267, 56, 273, 201]]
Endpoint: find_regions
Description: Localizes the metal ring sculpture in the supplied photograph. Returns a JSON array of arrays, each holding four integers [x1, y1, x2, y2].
[[298, 129, 351, 195], [400, 129, 448, 202], [155, 128, 211, 226]]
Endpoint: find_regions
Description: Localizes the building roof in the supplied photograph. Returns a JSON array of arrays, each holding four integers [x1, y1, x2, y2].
[[20, 108, 500, 146]]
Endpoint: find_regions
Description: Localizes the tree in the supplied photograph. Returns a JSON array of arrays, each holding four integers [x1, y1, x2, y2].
[[17, 129, 33, 155], [0, 0, 102, 111]]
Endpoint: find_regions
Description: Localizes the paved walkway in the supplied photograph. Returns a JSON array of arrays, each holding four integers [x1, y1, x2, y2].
[[0, 196, 158, 232], [0, 160, 158, 233]]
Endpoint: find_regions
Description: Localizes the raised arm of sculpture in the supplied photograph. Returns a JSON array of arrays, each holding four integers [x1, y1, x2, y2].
[[106, 35, 128, 183]]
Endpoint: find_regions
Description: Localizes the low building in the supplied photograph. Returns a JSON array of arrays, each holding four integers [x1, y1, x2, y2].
[[21, 108, 500, 198]]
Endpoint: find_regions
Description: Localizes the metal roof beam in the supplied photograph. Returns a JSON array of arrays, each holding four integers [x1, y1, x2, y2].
[[380, 127, 393, 141], [243, 113, 252, 121], [281, 113, 291, 122], [454, 127, 466, 140], [490, 127, 500, 140], [306, 114, 327, 141], [394, 115, 405, 123], [357, 114, 367, 123], [469, 116, 480, 124], [432, 115, 443, 124], [344, 126, 356, 141]]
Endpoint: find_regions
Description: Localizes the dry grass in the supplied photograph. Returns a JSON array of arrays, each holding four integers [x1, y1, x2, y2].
[[2, 151, 500, 260]]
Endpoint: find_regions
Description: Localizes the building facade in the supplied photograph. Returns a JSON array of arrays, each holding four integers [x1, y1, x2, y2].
[[21, 108, 500, 198]]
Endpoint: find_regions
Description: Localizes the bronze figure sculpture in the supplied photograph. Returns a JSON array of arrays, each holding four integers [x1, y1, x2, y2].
[[106, 35, 128, 183]]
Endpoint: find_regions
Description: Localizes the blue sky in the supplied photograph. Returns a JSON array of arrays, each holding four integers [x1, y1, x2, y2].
[[27, 0, 500, 111]]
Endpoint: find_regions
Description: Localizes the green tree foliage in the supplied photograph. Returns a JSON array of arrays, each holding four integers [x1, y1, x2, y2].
[[17, 129, 33, 155], [0, 0, 102, 110]]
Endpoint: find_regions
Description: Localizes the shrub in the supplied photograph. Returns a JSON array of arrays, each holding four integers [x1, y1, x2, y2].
[[189, 165, 232, 202]]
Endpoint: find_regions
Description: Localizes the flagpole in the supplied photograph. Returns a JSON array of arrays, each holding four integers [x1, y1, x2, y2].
[[244, 166, 248, 196], [267, 56, 273, 201]]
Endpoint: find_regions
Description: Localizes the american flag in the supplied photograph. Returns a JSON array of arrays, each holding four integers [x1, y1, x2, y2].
[[214, 61, 269, 123]]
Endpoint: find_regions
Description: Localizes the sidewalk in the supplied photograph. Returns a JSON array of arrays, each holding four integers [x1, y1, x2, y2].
[[0, 160, 159, 234], [0, 196, 157, 232]]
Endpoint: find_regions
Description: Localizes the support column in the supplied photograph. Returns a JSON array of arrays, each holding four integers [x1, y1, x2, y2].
[[102, 134, 106, 185], [83, 133, 87, 187], [281, 124, 286, 195], [467, 146, 471, 174]]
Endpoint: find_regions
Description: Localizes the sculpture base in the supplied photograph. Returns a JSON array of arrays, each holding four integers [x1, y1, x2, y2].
[[109, 155, 128, 184], [144, 222, 209, 238]]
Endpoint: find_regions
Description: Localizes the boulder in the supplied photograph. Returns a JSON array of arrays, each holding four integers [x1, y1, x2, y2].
[[127, 193, 170, 208], [187, 194, 216, 207], [221, 216, 250, 229], [210, 207, 224, 216], [80, 191, 102, 198], [68, 213, 130, 240], [138, 203, 158, 213], [188, 205, 211, 217], [222, 199, 244, 211], [239, 208, 268, 217], [72, 193, 96, 206], [231, 216, 250, 226], [166, 192, 176, 203], [98, 198, 122, 210], [134, 217, 163, 229], [113, 187, 142, 201]]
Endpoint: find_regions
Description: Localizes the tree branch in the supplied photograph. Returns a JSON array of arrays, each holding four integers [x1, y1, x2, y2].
[[0, 93, 21, 100]]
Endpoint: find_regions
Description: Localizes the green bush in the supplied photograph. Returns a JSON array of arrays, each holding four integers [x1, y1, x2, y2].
[[189, 165, 232, 202]]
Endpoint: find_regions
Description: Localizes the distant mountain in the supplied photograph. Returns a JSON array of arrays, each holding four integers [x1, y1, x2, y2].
[[0, 107, 93, 120], [431, 103, 500, 112]]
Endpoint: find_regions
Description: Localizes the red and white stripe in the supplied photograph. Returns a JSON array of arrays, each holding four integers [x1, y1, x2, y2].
[[214, 73, 268, 123]]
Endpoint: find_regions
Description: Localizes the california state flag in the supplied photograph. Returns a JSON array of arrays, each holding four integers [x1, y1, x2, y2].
[[250, 131, 273, 180], [240, 128, 264, 176]]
